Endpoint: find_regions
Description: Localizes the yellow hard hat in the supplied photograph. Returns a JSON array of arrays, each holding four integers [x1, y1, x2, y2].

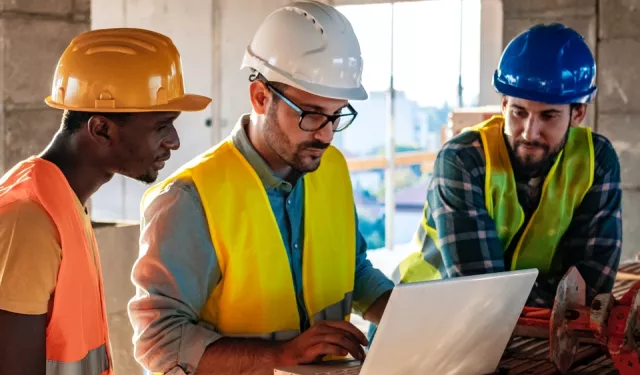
[[45, 28, 211, 112]]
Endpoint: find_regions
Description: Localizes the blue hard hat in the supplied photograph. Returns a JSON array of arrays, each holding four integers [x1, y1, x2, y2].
[[493, 23, 597, 104]]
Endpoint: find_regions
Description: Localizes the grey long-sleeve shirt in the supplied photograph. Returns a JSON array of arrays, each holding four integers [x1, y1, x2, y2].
[[127, 115, 394, 374]]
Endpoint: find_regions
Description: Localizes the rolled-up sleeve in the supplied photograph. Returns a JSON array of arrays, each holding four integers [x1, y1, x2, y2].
[[351, 209, 394, 315], [128, 180, 222, 374]]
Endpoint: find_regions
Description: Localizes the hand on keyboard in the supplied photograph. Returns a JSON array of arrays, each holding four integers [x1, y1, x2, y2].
[[277, 320, 368, 366]]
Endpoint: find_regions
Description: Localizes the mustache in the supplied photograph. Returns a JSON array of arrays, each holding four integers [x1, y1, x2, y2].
[[300, 141, 330, 150], [515, 140, 548, 151]]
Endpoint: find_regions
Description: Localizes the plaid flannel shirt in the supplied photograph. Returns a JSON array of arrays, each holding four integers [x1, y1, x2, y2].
[[411, 129, 622, 307]]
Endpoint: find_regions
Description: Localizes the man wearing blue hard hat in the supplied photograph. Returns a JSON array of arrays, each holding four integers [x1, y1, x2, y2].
[[392, 23, 622, 308]]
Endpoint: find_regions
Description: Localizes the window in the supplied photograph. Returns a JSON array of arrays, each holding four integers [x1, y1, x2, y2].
[[335, 0, 482, 251]]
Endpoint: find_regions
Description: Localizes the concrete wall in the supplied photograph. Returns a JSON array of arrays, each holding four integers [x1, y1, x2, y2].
[[89, 0, 215, 223], [94, 223, 143, 375], [0, 0, 89, 173], [479, 0, 503, 106], [502, 0, 598, 130], [598, 0, 640, 262], [502, 0, 637, 260]]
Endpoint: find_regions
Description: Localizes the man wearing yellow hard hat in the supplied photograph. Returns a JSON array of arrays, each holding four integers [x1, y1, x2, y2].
[[0, 28, 210, 375], [128, 1, 394, 374]]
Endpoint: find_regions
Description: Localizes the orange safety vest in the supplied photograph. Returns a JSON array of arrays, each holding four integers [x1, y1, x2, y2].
[[0, 157, 113, 375]]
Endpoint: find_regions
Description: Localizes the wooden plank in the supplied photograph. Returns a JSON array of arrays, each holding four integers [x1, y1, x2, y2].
[[345, 150, 437, 172]]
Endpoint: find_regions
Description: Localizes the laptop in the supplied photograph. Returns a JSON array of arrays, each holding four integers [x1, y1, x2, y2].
[[274, 268, 538, 375]]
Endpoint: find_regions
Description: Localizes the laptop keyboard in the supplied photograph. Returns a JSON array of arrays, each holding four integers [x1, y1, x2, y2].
[[314, 366, 362, 375]]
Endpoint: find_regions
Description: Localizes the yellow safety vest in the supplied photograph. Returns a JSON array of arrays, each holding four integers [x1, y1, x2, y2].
[[398, 115, 594, 282], [142, 139, 356, 340]]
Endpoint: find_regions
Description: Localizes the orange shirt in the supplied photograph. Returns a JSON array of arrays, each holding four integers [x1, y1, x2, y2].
[[0, 196, 95, 315]]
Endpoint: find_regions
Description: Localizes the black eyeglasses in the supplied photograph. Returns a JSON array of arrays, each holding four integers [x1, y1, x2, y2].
[[265, 82, 358, 133]]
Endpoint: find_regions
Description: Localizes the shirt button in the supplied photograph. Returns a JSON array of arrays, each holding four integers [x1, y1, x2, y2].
[[294, 243, 298, 248], [287, 199, 292, 205]]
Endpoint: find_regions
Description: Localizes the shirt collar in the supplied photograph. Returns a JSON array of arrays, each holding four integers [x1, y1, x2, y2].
[[231, 114, 295, 192]]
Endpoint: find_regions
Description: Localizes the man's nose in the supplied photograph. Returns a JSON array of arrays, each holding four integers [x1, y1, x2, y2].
[[522, 118, 541, 142], [164, 127, 181, 150], [314, 121, 334, 144]]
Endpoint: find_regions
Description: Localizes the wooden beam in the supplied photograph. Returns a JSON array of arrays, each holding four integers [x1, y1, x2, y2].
[[345, 150, 438, 172]]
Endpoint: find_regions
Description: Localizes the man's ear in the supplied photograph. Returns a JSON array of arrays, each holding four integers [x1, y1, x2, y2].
[[87, 115, 115, 146], [570, 104, 588, 127], [501, 95, 508, 117], [249, 81, 270, 115]]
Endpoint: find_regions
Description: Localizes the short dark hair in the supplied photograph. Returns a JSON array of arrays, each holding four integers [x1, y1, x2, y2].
[[61, 110, 132, 133], [502, 95, 587, 112], [569, 103, 585, 111]]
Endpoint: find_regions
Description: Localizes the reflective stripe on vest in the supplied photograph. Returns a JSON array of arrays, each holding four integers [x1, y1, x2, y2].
[[396, 115, 594, 283], [0, 157, 112, 375], [312, 291, 353, 322], [201, 292, 353, 341], [46, 344, 109, 375], [142, 138, 356, 339]]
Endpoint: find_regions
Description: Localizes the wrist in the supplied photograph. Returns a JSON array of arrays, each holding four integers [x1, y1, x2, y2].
[[273, 340, 297, 367]]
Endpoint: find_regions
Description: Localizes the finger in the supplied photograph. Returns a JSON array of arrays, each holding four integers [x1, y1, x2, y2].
[[313, 333, 365, 361], [301, 343, 349, 364], [299, 330, 365, 361], [307, 325, 367, 359], [319, 320, 369, 346], [306, 325, 365, 351]]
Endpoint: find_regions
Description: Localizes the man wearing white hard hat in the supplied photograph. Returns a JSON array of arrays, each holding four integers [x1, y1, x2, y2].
[[128, 1, 394, 374]]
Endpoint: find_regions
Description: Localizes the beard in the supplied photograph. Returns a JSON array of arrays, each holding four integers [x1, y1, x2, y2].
[[112, 144, 161, 185], [133, 172, 158, 184], [114, 164, 159, 184], [511, 130, 569, 178], [264, 104, 330, 173]]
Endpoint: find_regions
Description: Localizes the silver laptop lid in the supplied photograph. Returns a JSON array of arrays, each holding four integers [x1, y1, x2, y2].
[[361, 268, 538, 375]]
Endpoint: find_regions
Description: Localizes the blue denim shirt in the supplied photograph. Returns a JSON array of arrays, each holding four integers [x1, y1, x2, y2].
[[128, 115, 394, 375]]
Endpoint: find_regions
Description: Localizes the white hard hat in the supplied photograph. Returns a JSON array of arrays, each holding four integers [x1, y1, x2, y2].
[[241, 0, 368, 101]]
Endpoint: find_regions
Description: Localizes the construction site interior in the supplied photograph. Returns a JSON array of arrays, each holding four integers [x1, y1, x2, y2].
[[3, 0, 640, 374]]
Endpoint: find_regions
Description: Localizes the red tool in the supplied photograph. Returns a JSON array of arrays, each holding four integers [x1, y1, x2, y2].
[[514, 266, 640, 374]]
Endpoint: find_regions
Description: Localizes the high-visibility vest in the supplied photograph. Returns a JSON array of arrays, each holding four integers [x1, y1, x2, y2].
[[142, 139, 356, 340], [0, 157, 112, 375], [398, 115, 594, 282]]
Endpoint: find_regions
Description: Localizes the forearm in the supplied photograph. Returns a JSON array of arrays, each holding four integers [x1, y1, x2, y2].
[[435, 220, 506, 277], [352, 262, 394, 316], [196, 338, 283, 375], [362, 290, 391, 325], [428, 169, 506, 277], [129, 294, 223, 373], [131, 179, 225, 373], [0, 310, 47, 375], [575, 256, 620, 301], [564, 136, 622, 302], [526, 279, 558, 307], [562, 205, 621, 301]]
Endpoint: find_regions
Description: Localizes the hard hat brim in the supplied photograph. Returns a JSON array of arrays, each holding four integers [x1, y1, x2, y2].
[[492, 73, 597, 105], [241, 48, 369, 101], [44, 94, 212, 113]]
